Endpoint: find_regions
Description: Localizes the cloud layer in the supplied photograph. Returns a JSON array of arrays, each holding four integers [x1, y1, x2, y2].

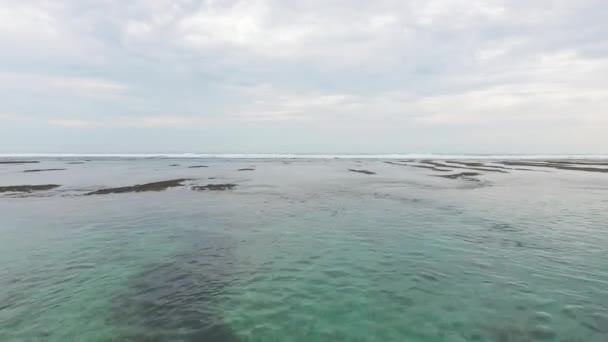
[[1, 0, 607, 153]]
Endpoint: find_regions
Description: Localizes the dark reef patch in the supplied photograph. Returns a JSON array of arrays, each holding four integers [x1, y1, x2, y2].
[[438, 172, 482, 181], [539, 160, 608, 166], [444, 161, 488, 167], [420, 160, 451, 167], [85, 179, 192, 195], [0, 160, 40, 164], [23, 169, 67, 173], [112, 231, 240, 341], [500, 161, 608, 173], [0, 184, 60, 193], [490, 223, 521, 232], [445, 161, 512, 170], [192, 184, 237, 191], [348, 169, 377, 175], [410, 165, 453, 172], [483, 325, 527, 342], [385, 161, 451, 172], [420, 161, 508, 173]]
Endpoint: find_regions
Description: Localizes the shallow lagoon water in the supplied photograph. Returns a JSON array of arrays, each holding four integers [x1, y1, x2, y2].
[[1, 158, 608, 341]]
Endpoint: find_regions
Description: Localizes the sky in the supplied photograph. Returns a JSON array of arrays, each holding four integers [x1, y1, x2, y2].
[[1, 0, 607, 154]]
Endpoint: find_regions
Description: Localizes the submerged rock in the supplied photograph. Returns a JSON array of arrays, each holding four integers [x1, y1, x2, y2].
[[491, 326, 527, 342], [529, 325, 556, 340], [348, 169, 376, 175], [192, 184, 237, 191], [23, 169, 67, 173], [533, 311, 553, 323], [85, 179, 191, 195], [491, 223, 520, 232], [418, 272, 439, 282], [0, 184, 60, 193]]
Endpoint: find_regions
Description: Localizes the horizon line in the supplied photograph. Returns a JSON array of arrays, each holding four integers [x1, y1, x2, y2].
[[1, 153, 608, 160]]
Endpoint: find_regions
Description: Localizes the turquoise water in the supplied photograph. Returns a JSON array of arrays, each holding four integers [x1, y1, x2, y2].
[[1, 158, 608, 341]]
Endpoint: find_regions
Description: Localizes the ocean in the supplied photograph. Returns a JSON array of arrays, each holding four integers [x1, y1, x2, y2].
[[1, 156, 607, 341]]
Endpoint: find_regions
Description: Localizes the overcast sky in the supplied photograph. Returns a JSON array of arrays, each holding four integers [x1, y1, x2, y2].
[[1, 0, 607, 154]]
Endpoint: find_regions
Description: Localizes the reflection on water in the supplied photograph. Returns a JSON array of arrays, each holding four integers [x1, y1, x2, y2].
[[1, 158, 608, 341]]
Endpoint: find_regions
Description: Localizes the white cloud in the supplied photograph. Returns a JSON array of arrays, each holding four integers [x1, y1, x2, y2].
[[123, 116, 203, 128], [47, 119, 92, 127], [0, 113, 18, 121], [0, 72, 127, 97], [1, 0, 607, 152], [0, 1, 101, 60], [122, 0, 410, 63], [0, 114, 91, 127], [226, 61, 608, 129], [50, 78, 127, 95], [415, 0, 506, 27], [0, 3, 62, 41], [411, 83, 608, 126]]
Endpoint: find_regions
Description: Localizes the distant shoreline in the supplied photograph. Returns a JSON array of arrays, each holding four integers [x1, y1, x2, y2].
[[1, 153, 608, 160]]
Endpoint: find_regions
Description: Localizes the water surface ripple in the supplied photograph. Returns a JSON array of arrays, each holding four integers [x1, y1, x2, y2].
[[1, 158, 607, 341]]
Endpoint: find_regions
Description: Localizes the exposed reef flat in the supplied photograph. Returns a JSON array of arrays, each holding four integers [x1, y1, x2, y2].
[[445, 161, 512, 170], [348, 169, 377, 175], [438, 172, 482, 180], [192, 184, 237, 191], [549, 160, 608, 166], [411, 165, 453, 172], [420, 161, 508, 173], [387, 160, 542, 173], [23, 169, 67, 173], [3, 159, 605, 200], [0, 184, 61, 193], [0, 161, 40, 164], [85, 179, 192, 195], [385, 161, 452, 172], [500, 161, 608, 173]]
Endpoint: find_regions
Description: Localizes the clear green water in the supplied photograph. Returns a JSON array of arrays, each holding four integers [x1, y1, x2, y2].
[[1, 158, 607, 341]]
